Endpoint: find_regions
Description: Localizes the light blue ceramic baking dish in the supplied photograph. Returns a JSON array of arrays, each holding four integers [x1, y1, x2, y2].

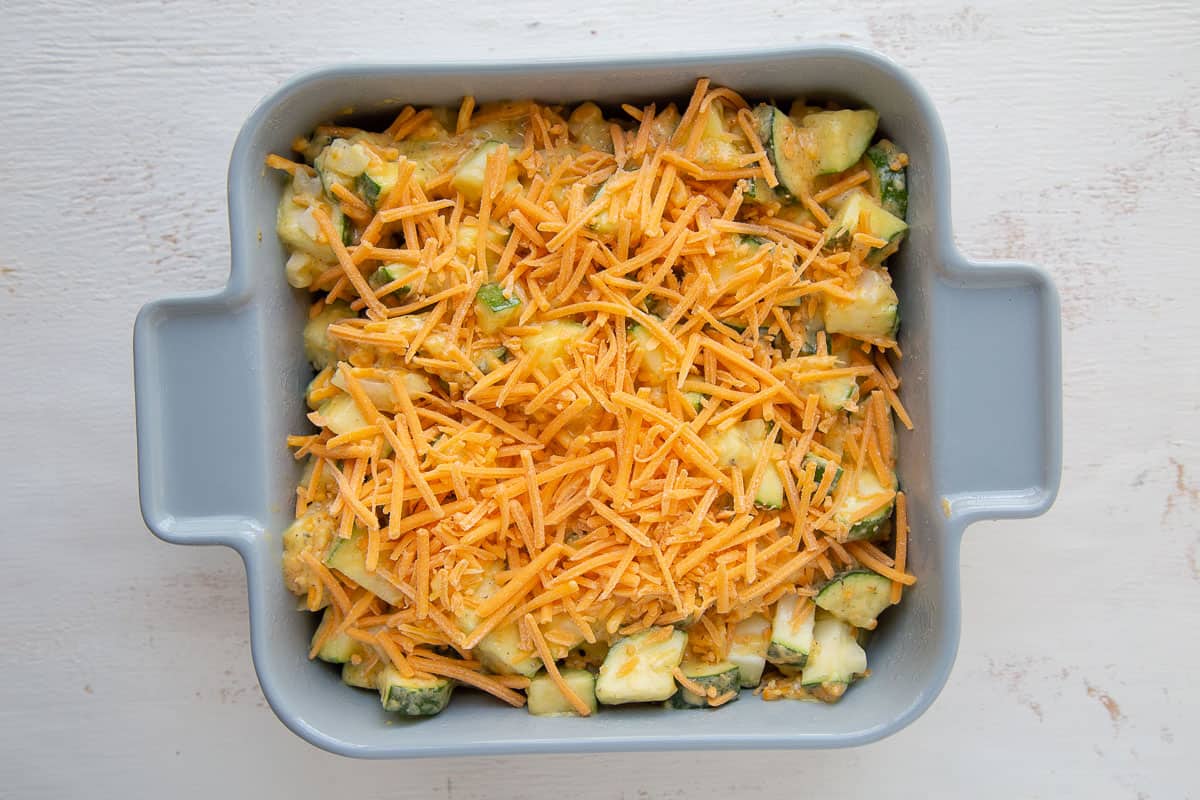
[[133, 46, 1061, 757]]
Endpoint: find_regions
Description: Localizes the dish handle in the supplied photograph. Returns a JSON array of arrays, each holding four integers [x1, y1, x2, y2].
[[934, 260, 1063, 523], [134, 292, 265, 548]]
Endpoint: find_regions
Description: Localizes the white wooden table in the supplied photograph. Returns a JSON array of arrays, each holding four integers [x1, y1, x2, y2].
[[3, 1, 1197, 796]]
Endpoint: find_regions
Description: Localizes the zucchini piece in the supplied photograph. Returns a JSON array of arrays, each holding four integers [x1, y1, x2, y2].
[[302, 302, 355, 369], [704, 420, 786, 509], [476, 621, 543, 677], [324, 529, 405, 606], [377, 666, 453, 716], [311, 607, 360, 663], [281, 505, 336, 599], [695, 104, 748, 170], [683, 391, 707, 413], [752, 104, 818, 199], [567, 102, 613, 153], [474, 283, 522, 335], [727, 615, 771, 688], [767, 594, 815, 666], [284, 252, 325, 290], [329, 369, 430, 413], [368, 263, 412, 296], [456, 567, 542, 677], [823, 267, 900, 340], [815, 570, 893, 630], [315, 394, 369, 436], [801, 109, 878, 175], [865, 140, 908, 220], [812, 338, 860, 413], [595, 627, 687, 705], [527, 669, 599, 717], [801, 453, 844, 491], [276, 184, 349, 261], [315, 138, 372, 189], [706, 418, 767, 472], [357, 161, 400, 210], [588, 174, 631, 236], [816, 374, 858, 413], [710, 234, 769, 284], [834, 467, 896, 541], [453, 219, 510, 271], [629, 323, 674, 385], [754, 459, 786, 510], [666, 660, 741, 709], [741, 176, 780, 206], [341, 658, 380, 690], [801, 611, 868, 703], [474, 346, 510, 375], [824, 191, 908, 263], [451, 140, 518, 204], [521, 320, 587, 378]]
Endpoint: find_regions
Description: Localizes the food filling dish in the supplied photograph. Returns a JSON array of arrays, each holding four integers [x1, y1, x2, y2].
[[270, 79, 915, 718]]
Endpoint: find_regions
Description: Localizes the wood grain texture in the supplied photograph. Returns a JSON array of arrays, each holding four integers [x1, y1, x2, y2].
[[1, 0, 1197, 796]]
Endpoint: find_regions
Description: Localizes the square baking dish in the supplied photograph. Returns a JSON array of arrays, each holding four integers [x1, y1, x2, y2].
[[133, 46, 1061, 757]]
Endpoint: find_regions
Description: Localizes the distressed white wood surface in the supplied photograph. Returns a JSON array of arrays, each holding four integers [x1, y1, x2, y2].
[[2, 0, 1198, 796]]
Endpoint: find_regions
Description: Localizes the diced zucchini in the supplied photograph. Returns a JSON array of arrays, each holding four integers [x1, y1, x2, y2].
[[683, 391, 707, 413], [281, 505, 336, 599], [706, 418, 766, 472], [454, 219, 510, 271], [527, 669, 599, 717], [710, 234, 769, 284], [666, 660, 741, 709], [285, 252, 326, 290], [456, 567, 542, 677], [754, 458, 786, 510], [315, 138, 372, 189], [824, 191, 908, 263], [311, 607, 360, 663], [357, 161, 400, 210], [368, 263, 413, 297], [728, 614, 771, 688], [815, 570, 893, 630], [695, 103, 748, 169], [835, 467, 897, 541], [302, 302, 356, 369], [567, 102, 613, 153], [740, 176, 780, 206], [475, 621, 543, 677], [767, 594, 815, 666], [277, 184, 350, 261], [823, 267, 900, 340], [865, 140, 908, 220], [324, 529, 405, 606], [521, 320, 587, 378], [595, 627, 687, 705], [629, 323, 674, 385], [341, 658, 380, 689], [316, 393, 369, 436], [801, 611, 868, 703], [589, 174, 630, 236], [801, 109, 879, 175], [752, 104, 817, 199], [474, 346, 510, 375], [451, 140, 517, 204], [474, 283, 522, 334], [816, 374, 858, 413], [330, 368, 431, 413], [377, 666, 453, 716], [802, 453, 844, 490]]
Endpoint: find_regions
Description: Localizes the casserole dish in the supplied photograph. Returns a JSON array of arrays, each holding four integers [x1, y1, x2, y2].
[[133, 46, 1061, 757]]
